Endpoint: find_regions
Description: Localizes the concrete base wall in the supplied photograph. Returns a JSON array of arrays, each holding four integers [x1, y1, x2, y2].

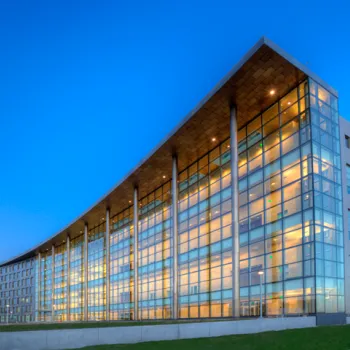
[[0, 317, 316, 350], [316, 313, 346, 326]]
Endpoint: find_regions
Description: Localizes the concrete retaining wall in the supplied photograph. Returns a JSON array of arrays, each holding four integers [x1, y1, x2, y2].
[[0, 317, 316, 350]]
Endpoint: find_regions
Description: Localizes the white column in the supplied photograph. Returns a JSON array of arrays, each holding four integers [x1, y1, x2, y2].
[[51, 245, 55, 322], [133, 187, 139, 320], [230, 105, 240, 318], [172, 156, 178, 319], [105, 208, 110, 321], [84, 224, 88, 321], [67, 236, 71, 321]]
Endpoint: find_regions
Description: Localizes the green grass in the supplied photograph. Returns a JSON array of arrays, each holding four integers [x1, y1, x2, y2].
[[72, 325, 350, 350], [0, 318, 231, 332]]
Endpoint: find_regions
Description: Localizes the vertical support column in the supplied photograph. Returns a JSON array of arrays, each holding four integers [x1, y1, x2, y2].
[[67, 236, 71, 321], [105, 208, 110, 321], [172, 155, 178, 319], [230, 105, 240, 318], [51, 245, 55, 322], [84, 224, 88, 321], [37, 252, 41, 322], [133, 187, 139, 320]]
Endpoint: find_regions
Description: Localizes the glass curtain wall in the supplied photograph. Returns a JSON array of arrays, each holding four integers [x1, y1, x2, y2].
[[138, 182, 173, 319], [70, 235, 85, 321], [309, 79, 345, 313], [87, 223, 106, 320], [28, 81, 345, 323], [238, 81, 315, 316], [178, 139, 233, 318], [53, 244, 68, 321], [38, 251, 52, 321], [110, 207, 135, 320]]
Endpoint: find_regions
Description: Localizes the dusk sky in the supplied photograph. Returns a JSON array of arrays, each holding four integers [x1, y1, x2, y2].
[[0, 0, 349, 262]]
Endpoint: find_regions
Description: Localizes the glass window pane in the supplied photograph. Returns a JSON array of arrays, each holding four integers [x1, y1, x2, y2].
[[264, 144, 280, 165], [282, 164, 301, 186], [263, 104, 278, 124], [247, 117, 261, 135], [248, 143, 262, 161], [264, 132, 280, 152], [281, 102, 299, 125], [283, 181, 301, 202], [263, 116, 279, 137], [281, 119, 300, 141], [282, 133, 299, 155], [284, 229, 302, 249], [265, 190, 281, 209], [280, 89, 298, 112], [264, 174, 281, 194]]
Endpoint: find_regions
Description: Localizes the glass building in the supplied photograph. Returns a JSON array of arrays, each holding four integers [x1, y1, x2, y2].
[[0, 37, 348, 325]]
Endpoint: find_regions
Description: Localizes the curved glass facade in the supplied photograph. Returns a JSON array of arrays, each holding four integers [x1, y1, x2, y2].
[[53, 244, 68, 321], [87, 223, 106, 320], [37, 251, 52, 321], [238, 81, 314, 316], [138, 182, 173, 319], [70, 235, 85, 321], [178, 139, 233, 318], [110, 207, 134, 320], [0, 43, 347, 325]]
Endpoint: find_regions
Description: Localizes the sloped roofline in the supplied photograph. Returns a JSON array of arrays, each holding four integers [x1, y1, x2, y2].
[[0, 36, 338, 267]]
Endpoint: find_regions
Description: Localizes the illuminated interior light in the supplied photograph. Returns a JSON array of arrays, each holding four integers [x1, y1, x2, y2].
[[212, 138, 216, 142], [269, 89, 276, 95]]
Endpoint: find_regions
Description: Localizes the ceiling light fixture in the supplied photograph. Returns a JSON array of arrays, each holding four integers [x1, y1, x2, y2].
[[212, 137, 216, 142], [163, 175, 166, 179], [269, 89, 276, 96]]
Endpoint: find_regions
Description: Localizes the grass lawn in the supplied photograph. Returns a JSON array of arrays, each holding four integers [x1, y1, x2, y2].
[[72, 325, 350, 350], [0, 318, 231, 332]]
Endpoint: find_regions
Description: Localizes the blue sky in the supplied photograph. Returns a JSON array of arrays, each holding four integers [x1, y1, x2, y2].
[[0, 0, 349, 261]]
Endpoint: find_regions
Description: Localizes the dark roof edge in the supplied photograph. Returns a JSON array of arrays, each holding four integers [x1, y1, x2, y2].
[[0, 36, 338, 267]]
